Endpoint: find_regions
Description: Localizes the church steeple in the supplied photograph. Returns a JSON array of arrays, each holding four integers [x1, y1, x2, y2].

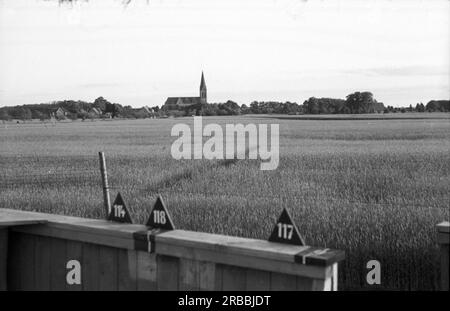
[[200, 71, 207, 104]]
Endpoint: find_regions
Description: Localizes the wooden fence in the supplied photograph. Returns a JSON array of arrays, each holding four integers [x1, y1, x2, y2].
[[437, 222, 449, 291], [0, 208, 345, 291]]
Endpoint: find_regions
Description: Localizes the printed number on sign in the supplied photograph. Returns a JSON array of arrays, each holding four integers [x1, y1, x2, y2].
[[277, 223, 294, 240], [113, 205, 125, 218], [154, 210, 166, 224]]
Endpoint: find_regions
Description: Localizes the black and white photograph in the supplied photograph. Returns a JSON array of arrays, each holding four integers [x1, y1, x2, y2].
[[0, 0, 449, 299]]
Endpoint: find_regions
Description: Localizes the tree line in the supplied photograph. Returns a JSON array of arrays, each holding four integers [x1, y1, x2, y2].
[[164, 91, 448, 117], [1, 93, 449, 121], [0, 97, 159, 121]]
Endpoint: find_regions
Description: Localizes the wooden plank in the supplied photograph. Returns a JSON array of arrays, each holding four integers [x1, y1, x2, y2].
[[0, 208, 79, 224], [4, 208, 147, 251], [0, 210, 48, 227], [331, 263, 338, 291], [270, 272, 297, 291], [221, 265, 246, 291], [50, 237, 67, 291], [15, 233, 28, 290], [98, 245, 118, 291], [118, 249, 137, 291], [438, 231, 450, 244], [0, 207, 146, 235], [179, 258, 199, 290], [155, 242, 327, 279], [437, 221, 450, 233], [214, 264, 224, 291], [34, 235, 51, 291], [13, 225, 136, 250], [440, 244, 449, 291], [156, 230, 307, 262], [156, 255, 179, 291], [7, 232, 21, 290], [157, 229, 344, 267], [82, 242, 99, 291], [48, 221, 146, 239], [296, 276, 313, 291], [198, 261, 216, 291], [0, 229, 8, 291], [65, 240, 83, 291], [18, 233, 36, 290], [245, 269, 271, 291], [136, 251, 157, 291], [311, 277, 332, 291], [295, 247, 346, 267]]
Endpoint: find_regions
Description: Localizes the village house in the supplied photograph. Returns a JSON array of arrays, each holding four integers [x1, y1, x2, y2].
[[50, 107, 68, 119], [132, 106, 155, 118], [88, 107, 102, 116]]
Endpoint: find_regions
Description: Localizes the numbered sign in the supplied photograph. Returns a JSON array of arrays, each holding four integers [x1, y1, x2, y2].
[[145, 196, 175, 230], [107, 192, 133, 223], [268, 208, 305, 246]]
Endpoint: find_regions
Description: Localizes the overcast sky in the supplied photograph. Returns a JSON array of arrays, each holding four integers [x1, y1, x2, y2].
[[0, 0, 448, 107]]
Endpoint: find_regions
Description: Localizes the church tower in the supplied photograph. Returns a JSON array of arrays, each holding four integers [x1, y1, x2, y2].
[[199, 71, 207, 104]]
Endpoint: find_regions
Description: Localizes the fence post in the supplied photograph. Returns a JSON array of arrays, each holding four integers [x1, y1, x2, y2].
[[437, 221, 449, 291], [98, 152, 111, 218]]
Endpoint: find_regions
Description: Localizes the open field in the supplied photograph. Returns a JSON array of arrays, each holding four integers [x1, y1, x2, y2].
[[1, 113, 449, 290]]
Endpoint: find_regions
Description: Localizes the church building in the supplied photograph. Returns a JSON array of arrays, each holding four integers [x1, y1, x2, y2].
[[163, 72, 207, 109]]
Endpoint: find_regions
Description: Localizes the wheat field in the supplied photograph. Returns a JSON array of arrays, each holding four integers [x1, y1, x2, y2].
[[1, 114, 449, 290]]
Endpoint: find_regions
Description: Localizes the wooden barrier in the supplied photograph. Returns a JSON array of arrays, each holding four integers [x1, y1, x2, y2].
[[0, 208, 345, 291], [437, 222, 449, 291]]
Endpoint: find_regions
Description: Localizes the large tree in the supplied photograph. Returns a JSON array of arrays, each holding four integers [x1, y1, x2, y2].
[[0, 109, 11, 121], [345, 92, 383, 114]]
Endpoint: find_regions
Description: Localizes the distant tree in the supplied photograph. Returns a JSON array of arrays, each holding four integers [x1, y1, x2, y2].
[[31, 110, 48, 120], [240, 104, 250, 114], [219, 100, 240, 115], [0, 109, 11, 121], [67, 112, 78, 121], [15, 108, 32, 120], [78, 111, 89, 120], [306, 98, 320, 114], [346, 92, 370, 113], [109, 103, 123, 118], [297, 97, 347, 114], [345, 92, 384, 114], [426, 100, 450, 112], [415, 103, 424, 112], [250, 101, 260, 114], [93, 96, 110, 112], [202, 104, 218, 116]]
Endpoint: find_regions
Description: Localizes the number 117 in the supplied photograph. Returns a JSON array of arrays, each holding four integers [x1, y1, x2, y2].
[[277, 223, 294, 240]]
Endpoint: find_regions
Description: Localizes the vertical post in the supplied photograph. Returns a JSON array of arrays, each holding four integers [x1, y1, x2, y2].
[[99, 152, 111, 218], [437, 222, 449, 291]]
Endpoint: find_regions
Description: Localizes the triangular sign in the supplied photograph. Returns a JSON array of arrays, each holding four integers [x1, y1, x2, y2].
[[268, 208, 305, 246], [146, 196, 175, 230], [108, 192, 133, 223]]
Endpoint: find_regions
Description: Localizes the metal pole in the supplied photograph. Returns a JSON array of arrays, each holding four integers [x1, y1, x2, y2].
[[98, 152, 111, 218]]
